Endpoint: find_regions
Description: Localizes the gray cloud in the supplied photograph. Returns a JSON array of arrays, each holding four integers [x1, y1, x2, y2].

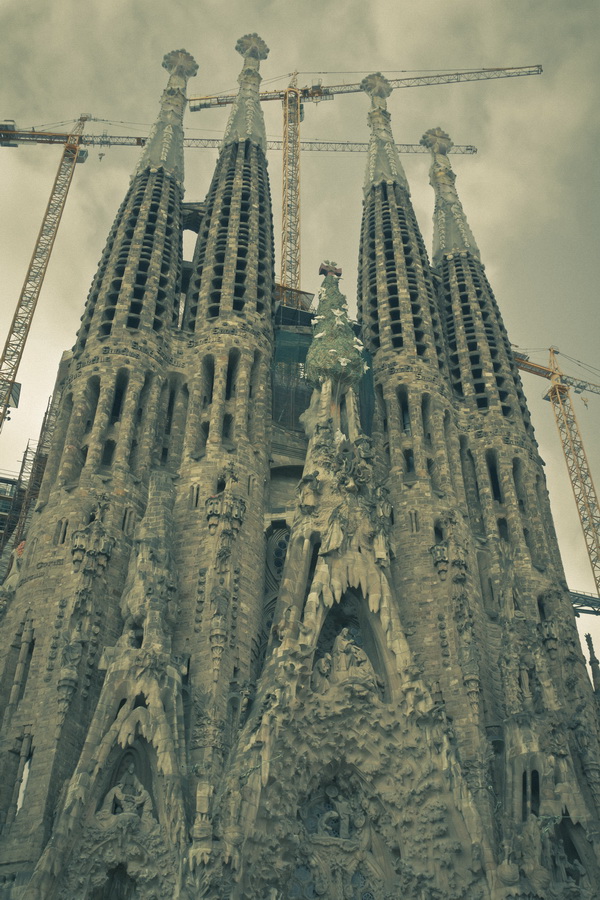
[[1, 0, 599, 648]]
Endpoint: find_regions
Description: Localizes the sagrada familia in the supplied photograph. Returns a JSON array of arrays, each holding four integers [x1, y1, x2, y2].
[[0, 33, 599, 900]]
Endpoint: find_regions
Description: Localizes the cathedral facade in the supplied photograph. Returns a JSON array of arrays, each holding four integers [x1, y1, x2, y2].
[[0, 34, 599, 900]]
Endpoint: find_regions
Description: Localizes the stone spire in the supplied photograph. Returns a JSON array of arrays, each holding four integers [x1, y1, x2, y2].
[[421, 126, 479, 266], [361, 72, 409, 194], [222, 33, 269, 153], [133, 49, 198, 187], [586, 633, 600, 693]]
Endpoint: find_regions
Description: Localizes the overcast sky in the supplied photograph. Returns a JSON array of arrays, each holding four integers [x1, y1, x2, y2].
[[1, 0, 599, 648]]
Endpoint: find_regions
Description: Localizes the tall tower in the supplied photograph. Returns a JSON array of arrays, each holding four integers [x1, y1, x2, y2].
[[0, 43, 599, 900]]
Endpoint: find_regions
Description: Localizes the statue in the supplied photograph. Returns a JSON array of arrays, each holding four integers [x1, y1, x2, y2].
[[119, 534, 177, 651], [61, 621, 85, 673], [331, 628, 378, 692], [321, 508, 346, 555], [0, 542, 25, 604], [97, 763, 156, 831], [311, 653, 332, 694], [298, 471, 321, 513]]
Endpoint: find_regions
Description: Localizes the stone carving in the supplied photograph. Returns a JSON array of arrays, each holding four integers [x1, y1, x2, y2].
[[305, 270, 364, 390], [519, 815, 551, 895], [0, 541, 25, 622], [0, 541, 25, 602], [540, 618, 560, 659], [209, 586, 230, 682], [311, 653, 332, 694], [430, 540, 449, 579], [120, 537, 177, 652], [297, 470, 322, 513], [302, 779, 361, 841], [71, 498, 113, 574], [206, 490, 246, 535], [190, 780, 214, 869], [330, 627, 379, 694], [118, 473, 178, 653], [97, 763, 156, 831], [56, 620, 85, 727]]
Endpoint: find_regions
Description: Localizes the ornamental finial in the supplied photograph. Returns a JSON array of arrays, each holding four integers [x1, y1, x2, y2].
[[319, 261, 342, 277], [162, 49, 199, 80], [235, 33, 269, 61], [361, 72, 393, 104], [420, 126, 454, 156]]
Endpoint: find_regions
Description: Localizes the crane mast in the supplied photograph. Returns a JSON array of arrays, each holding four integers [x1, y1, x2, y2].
[[0, 115, 88, 432], [281, 83, 302, 303], [514, 348, 600, 596]]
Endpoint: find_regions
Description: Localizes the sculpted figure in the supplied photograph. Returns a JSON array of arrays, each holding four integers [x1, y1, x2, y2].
[[332, 628, 354, 679], [0, 543, 25, 605], [97, 763, 155, 830], [311, 653, 332, 694], [331, 628, 378, 691], [298, 471, 321, 513], [120, 536, 176, 650], [520, 815, 550, 894], [61, 621, 84, 673], [500, 646, 521, 715], [322, 508, 345, 555]]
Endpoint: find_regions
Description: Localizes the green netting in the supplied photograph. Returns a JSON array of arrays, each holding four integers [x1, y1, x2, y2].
[[272, 329, 313, 431]]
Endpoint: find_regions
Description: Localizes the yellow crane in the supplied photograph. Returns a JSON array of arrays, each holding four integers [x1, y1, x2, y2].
[[189, 64, 543, 304], [0, 62, 543, 431], [514, 348, 600, 600], [0, 123, 476, 433], [0, 115, 89, 431]]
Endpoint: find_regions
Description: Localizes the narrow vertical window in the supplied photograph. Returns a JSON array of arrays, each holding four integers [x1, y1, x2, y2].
[[486, 449, 503, 503]]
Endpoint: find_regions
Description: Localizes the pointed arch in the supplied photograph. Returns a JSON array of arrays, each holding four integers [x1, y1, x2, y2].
[[312, 590, 396, 701], [94, 741, 156, 822], [292, 760, 394, 898], [88, 865, 138, 900]]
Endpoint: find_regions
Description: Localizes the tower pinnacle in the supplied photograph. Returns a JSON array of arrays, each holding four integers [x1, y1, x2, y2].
[[421, 126, 479, 265], [222, 33, 269, 152], [361, 72, 409, 194], [133, 49, 198, 187], [305, 263, 364, 390]]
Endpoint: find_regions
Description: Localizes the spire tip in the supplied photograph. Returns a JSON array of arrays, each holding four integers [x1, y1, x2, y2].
[[361, 72, 392, 103], [319, 261, 342, 278], [421, 127, 453, 155], [235, 33, 269, 61], [162, 49, 198, 80]]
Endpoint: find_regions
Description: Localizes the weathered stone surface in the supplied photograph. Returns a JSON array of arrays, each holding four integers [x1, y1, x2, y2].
[[0, 35, 598, 900]]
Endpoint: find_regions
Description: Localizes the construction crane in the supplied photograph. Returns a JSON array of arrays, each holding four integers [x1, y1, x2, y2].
[[514, 348, 600, 602], [0, 123, 475, 434], [0, 63, 540, 432], [189, 64, 543, 299], [0, 124, 477, 155], [0, 115, 89, 433]]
